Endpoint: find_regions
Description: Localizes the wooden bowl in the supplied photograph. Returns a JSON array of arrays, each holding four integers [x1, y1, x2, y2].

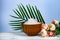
[[22, 23, 42, 36]]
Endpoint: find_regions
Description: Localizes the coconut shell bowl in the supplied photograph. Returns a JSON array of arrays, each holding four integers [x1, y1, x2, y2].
[[22, 23, 42, 36]]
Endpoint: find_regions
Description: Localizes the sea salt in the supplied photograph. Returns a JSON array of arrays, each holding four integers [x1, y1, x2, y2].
[[24, 18, 40, 25]]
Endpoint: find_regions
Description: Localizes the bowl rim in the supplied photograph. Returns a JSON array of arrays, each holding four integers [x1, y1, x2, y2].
[[22, 23, 42, 25]]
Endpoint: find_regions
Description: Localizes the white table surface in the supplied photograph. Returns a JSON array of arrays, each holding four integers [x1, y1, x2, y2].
[[0, 32, 60, 40]]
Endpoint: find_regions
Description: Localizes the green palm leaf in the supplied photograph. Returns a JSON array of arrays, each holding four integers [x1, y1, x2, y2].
[[28, 5, 35, 19], [15, 9, 22, 18], [26, 5, 32, 18], [10, 4, 45, 30], [10, 20, 26, 23], [13, 9, 20, 17], [21, 4, 30, 18], [10, 15, 20, 19], [10, 22, 20, 25], [37, 9, 45, 24], [10, 24, 20, 26], [32, 6, 39, 22], [12, 27, 22, 30]]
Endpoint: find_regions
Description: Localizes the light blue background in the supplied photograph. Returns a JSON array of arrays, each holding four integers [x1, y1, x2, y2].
[[0, 0, 60, 32]]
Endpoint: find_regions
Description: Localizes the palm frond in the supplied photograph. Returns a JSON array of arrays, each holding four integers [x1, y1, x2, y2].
[[10, 4, 45, 30], [32, 6, 39, 22], [13, 9, 20, 17], [10, 24, 20, 26], [34, 6, 41, 22], [10, 15, 20, 19], [12, 27, 22, 30], [10, 20, 26, 23], [15, 9, 22, 18], [18, 5, 27, 19], [26, 5, 32, 18], [10, 22, 20, 25], [10, 22, 22, 27], [28, 5, 35, 19], [37, 9, 45, 24], [21, 4, 30, 18]]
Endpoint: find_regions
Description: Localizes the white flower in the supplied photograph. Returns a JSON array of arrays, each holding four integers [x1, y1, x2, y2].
[[41, 24, 49, 30], [40, 29, 47, 37], [49, 24, 56, 31]]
